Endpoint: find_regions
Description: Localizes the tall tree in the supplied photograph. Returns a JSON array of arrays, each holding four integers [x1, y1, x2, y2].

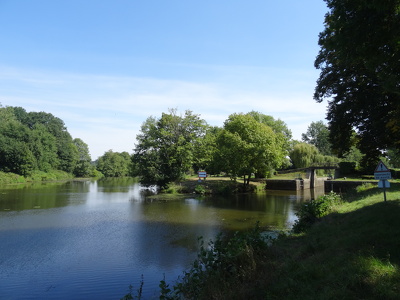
[[247, 111, 292, 168], [132, 109, 207, 188], [247, 111, 292, 143], [302, 121, 332, 155], [0, 111, 36, 175], [0, 105, 91, 176], [96, 150, 132, 177], [30, 124, 58, 172], [216, 113, 286, 185], [290, 143, 320, 169], [387, 148, 400, 168], [192, 126, 221, 173], [314, 0, 400, 170], [73, 138, 92, 177]]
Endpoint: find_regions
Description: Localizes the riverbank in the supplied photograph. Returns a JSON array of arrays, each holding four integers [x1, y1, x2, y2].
[[153, 182, 400, 299], [0, 170, 75, 185], [160, 176, 265, 196], [260, 184, 400, 300]]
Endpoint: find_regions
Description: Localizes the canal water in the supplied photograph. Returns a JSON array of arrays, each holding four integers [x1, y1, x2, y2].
[[0, 178, 324, 299]]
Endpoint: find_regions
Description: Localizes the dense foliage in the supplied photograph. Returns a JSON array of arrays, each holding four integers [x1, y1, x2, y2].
[[174, 223, 269, 299], [96, 150, 132, 177], [293, 191, 342, 233], [215, 113, 287, 185], [290, 142, 339, 169], [0, 105, 92, 177], [132, 110, 292, 188], [247, 110, 293, 153], [132, 109, 208, 188], [314, 0, 400, 170], [4, 103, 388, 184], [302, 120, 332, 155]]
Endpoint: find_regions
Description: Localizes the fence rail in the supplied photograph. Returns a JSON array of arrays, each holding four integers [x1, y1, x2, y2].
[[277, 164, 339, 174]]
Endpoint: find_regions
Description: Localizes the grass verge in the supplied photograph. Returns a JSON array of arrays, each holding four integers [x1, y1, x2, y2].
[[266, 186, 400, 300], [0, 170, 75, 185]]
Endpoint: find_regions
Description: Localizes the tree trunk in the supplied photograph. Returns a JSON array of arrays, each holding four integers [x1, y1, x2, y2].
[[243, 174, 250, 188]]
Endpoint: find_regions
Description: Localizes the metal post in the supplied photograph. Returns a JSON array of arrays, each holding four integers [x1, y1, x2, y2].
[[383, 180, 387, 202]]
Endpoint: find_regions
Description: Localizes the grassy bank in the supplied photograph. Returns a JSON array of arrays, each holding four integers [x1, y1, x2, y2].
[[0, 170, 75, 185], [262, 184, 400, 300], [158, 176, 265, 196], [131, 182, 400, 299]]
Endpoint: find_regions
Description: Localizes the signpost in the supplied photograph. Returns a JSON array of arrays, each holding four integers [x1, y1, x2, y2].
[[198, 171, 207, 182], [374, 161, 391, 202]]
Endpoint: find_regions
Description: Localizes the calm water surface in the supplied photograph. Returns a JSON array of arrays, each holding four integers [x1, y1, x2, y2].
[[0, 178, 324, 299]]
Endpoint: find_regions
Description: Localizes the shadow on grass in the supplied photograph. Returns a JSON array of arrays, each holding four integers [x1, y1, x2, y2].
[[345, 183, 397, 200], [266, 199, 400, 299]]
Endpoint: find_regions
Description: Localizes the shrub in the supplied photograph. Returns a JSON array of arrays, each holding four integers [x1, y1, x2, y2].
[[170, 223, 269, 299], [293, 192, 341, 233], [356, 182, 375, 193], [162, 183, 186, 194], [194, 184, 206, 195]]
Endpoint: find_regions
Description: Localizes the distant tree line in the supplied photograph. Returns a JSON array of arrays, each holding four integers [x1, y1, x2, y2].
[[0, 105, 93, 177], [2, 104, 397, 186]]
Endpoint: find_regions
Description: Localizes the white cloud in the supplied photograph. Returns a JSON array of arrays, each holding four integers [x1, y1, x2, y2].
[[1, 66, 327, 159]]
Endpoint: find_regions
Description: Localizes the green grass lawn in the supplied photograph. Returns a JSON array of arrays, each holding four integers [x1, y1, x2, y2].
[[264, 183, 400, 300]]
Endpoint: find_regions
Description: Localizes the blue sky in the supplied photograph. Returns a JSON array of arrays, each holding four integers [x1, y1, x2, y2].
[[0, 0, 329, 159]]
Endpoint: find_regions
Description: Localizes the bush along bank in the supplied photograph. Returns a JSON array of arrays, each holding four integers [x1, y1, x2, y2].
[[160, 178, 262, 196], [123, 184, 400, 300], [0, 170, 76, 185]]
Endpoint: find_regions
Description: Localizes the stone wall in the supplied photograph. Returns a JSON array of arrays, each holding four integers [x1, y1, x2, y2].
[[265, 178, 377, 192], [265, 178, 325, 190], [324, 180, 377, 193], [265, 179, 300, 190]]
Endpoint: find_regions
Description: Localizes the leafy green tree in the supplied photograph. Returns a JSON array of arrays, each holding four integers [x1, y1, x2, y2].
[[290, 143, 320, 169], [133, 109, 208, 188], [247, 111, 292, 142], [18, 110, 78, 173], [314, 0, 400, 170], [0, 135, 35, 176], [97, 150, 132, 177], [387, 148, 400, 168], [0, 105, 91, 176], [73, 138, 92, 177], [30, 124, 59, 172], [290, 142, 339, 169], [247, 111, 292, 169], [0, 105, 19, 123], [193, 126, 221, 174], [302, 121, 332, 155], [216, 113, 286, 185], [0, 113, 35, 175]]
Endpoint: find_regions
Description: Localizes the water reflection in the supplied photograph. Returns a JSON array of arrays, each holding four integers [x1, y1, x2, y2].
[[0, 181, 90, 211], [0, 179, 325, 299]]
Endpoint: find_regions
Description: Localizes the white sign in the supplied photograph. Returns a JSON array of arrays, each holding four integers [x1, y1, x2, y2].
[[374, 172, 392, 180], [198, 171, 207, 178], [375, 161, 390, 172], [378, 180, 390, 188], [374, 161, 391, 180]]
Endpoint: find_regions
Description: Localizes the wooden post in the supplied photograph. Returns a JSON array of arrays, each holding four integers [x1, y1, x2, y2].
[[383, 180, 387, 202]]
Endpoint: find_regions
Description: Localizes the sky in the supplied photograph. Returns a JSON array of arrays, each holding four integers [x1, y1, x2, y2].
[[0, 0, 329, 160]]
